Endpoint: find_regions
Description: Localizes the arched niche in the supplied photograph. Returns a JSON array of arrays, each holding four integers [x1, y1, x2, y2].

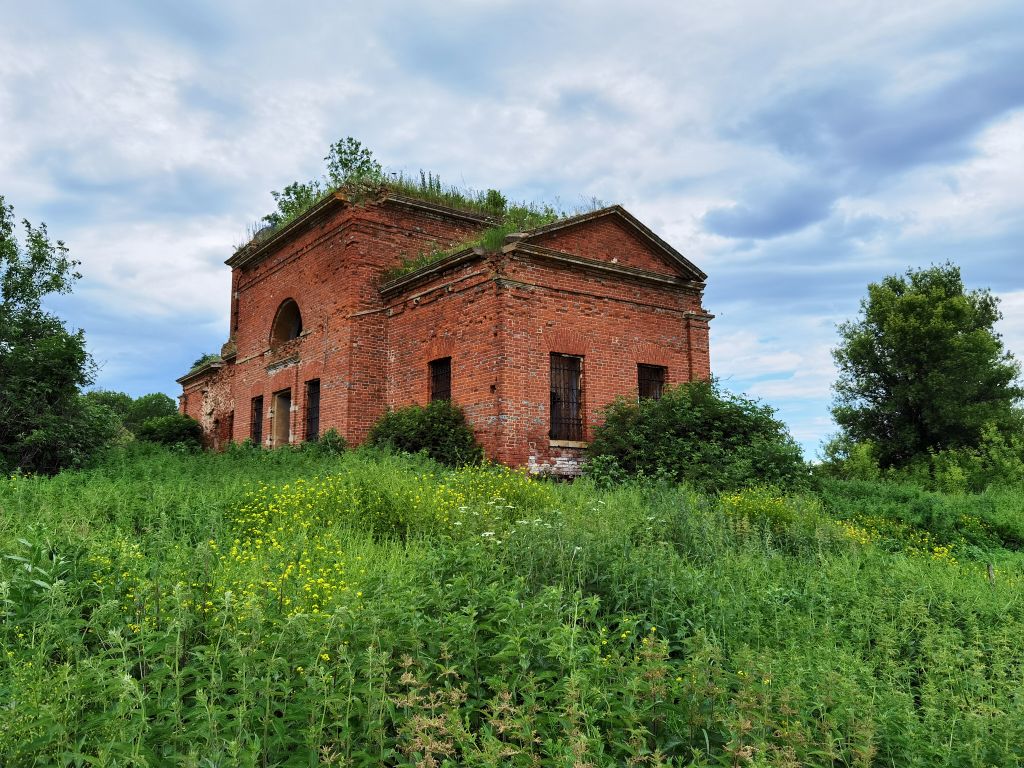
[[270, 298, 303, 346]]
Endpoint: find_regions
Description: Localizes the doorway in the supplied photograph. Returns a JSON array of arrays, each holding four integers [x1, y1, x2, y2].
[[272, 389, 292, 447]]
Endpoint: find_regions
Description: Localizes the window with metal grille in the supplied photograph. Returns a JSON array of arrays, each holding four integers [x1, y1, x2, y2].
[[251, 396, 263, 445], [429, 357, 451, 402], [638, 364, 667, 400], [550, 353, 584, 441], [305, 379, 321, 441]]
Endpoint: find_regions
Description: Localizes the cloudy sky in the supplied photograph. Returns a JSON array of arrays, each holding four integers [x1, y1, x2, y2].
[[2, 0, 1022, 455]]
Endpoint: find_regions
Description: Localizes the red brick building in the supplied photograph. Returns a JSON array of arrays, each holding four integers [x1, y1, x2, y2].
[[178, 191, 712, 474]]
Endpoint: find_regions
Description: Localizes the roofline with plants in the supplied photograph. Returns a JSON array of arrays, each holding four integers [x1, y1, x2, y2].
[[226, 191, 499, 271], [379, 247, 486, 298]]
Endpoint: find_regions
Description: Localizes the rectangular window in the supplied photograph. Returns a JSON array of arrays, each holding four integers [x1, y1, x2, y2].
[[250, 396, 263, 445], [429, 357, 452, 402], [305, 379, 321, 442], [550, 353, 584, 441], [638, 364, 667, 400]]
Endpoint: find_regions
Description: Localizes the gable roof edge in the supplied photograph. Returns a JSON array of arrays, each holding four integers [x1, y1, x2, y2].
[[521, 204, 707, 282]]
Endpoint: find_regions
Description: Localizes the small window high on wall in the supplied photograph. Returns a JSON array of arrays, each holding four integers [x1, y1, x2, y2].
[[270, 299, 302, 346], [429, 357, 451, 402], [638, 364, 667, 400], [550, 353, 584, 441]]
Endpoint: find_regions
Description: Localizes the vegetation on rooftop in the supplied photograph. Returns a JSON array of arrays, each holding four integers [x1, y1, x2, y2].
[[187, 352, 222, 372], [239, 137, 604, 282]]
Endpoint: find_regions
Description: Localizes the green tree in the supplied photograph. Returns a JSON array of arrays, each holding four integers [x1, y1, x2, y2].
[[125, 393, 178, 434], [262, 137, 383, 228], [586, 380, 807, 492], [262, 180, 326, 227], [0, 196, 118, 473], [324, 137, 382, 187], [832, 263, 1023, 468]]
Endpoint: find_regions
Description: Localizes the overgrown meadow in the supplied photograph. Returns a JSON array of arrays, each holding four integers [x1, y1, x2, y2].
[[2, 445, 1023, 766]]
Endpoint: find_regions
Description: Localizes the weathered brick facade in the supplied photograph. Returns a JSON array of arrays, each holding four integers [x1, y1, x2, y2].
[[179, 192, 712, 474]]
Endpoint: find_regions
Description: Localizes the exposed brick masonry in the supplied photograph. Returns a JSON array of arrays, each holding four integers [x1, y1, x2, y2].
[[179, 195, 712, 475]]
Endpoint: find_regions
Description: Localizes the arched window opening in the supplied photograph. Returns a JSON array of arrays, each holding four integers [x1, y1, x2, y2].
[[270, 299, 303, 346]]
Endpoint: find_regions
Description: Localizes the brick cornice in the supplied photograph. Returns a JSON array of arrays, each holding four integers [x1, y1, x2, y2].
[[519, 205, 707, 282], [379, 248, 487, 298], [176, 360, 224, 385], [504, 242, 705, 293]]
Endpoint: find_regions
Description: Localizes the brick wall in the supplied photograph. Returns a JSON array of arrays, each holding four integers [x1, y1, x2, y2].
[[180, 200, 712, 475], [530, 216, 679, 275], [187, 197, 489, 447]]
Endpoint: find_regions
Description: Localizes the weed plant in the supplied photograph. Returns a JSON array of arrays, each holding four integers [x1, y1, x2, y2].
[[2, 444, 1023, 765]]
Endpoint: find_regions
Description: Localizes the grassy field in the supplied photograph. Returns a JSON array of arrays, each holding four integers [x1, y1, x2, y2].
[[2, 444, 1023, 767]]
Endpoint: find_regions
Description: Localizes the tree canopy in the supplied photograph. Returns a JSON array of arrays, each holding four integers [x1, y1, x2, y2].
[[0, 195, 119, 473], [831, 263, 1022, 468]]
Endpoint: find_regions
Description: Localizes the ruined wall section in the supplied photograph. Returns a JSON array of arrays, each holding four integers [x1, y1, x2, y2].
[[178, 364, 234, 449]]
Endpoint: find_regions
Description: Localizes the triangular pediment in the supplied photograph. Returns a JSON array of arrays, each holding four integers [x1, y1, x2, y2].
[[521, 206, 705, 281]]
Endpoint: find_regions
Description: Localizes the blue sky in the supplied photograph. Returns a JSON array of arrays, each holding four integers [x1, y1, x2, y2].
[[2, 0, 1022, 456]]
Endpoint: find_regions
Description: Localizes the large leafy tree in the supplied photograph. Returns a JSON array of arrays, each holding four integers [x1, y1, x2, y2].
[[0, 196, 117, 473], [832, 263, 1022, 468]]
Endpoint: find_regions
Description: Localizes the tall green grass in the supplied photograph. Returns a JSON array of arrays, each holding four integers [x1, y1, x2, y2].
[[2, 445, 1022, 766]]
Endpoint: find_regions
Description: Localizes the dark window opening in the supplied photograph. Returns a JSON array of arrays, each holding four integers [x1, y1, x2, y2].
[[251, 396, 264, 445], [429, 357, 452, 402], [270, 298, 303, 346], [638, 364, 667, 400], [305, 379, 321, 442], [550, 353, 584, 441]]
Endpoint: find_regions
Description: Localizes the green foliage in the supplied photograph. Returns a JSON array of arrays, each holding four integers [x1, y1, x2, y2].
[[586, 380, 808, 492], [325, 136, 384, 187], [832, 262, 1023, 468], [303, 427, 348, 456], [368, 399, 483, 467], [821, 421, 1024, 494], [82, 389, 133, 420], [262, 180, 327, 228], [81, 390, 179, 439], [135, 413, 203, 448], [381, 204, 571, 282], [190, 352, 221, 370], [249, 137, 598, 270], [0, 196, 118, 474], [2, 447, 1024, 765], [123, 392, 178, 434]]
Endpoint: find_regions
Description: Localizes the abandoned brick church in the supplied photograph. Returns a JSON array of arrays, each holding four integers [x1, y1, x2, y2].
[[178, 191, 712, 474]]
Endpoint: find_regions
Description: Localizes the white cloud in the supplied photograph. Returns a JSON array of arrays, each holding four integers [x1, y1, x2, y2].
[[0, 0, 1020, 452]]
